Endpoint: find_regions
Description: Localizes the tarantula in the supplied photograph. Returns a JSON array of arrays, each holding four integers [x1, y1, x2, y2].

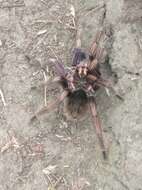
[[31, 32, 121, 159]]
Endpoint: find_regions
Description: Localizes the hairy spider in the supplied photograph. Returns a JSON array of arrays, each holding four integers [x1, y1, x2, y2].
[[31, 32, 122, 159]]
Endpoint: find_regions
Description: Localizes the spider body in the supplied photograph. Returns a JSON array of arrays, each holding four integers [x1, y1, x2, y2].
[[59, 48, 100, 120]]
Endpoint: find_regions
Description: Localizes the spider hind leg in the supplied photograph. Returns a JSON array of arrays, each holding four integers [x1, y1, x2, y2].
[[89, 97, 107, 159], [31, 90, 68, 122]]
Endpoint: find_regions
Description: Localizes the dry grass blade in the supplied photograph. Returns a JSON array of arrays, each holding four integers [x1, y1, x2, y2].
[[0, 88, 6, 106], [47, 185, 56, 190], [70, 5, 75, 18], [37, 29, 47, 36], [0, 4, 25, 9], [1, 133, 20, 153], [71, 178, 90, 190], [43, 68, 49, 106], [1, 141, 12, 153], [76, 27, 82, 48], [105, 87, 110, 97], [11, 136, 20, 149], [83, 4, 105, 16], [48, 47, 60, 61], [43, 165, 63, 190], [43, 165, 57, 175]]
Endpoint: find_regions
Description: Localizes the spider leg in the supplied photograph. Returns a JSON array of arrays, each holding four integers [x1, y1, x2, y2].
[[96, 79, 124, 101], [32, 77, 61, 89], [88, 32, 104, 72], [96, 48, 104, 61], [50, 59, 67, 77], [87, 74, 97, 81], [31, 90, 69, 122], [89, 31, 103, 56], [66, 75, 75, 91], [89, 97, 107, 159], [88, 58, 98, 71]]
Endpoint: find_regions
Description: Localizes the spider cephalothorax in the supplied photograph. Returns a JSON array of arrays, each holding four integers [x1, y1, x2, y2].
[[31, 32, 120, 159]]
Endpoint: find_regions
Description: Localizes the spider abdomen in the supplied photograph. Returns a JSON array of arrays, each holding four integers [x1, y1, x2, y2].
[[64, 89, 88, 120]]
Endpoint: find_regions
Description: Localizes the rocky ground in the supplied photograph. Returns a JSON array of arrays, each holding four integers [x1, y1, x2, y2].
[[0, 0, 142, 189]]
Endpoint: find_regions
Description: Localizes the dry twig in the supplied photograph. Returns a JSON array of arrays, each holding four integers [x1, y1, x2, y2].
[[43, 69, 48, 106], [0, 88, 6, 106], [0, 4, 25, 9], [0, 132, 20, 153]]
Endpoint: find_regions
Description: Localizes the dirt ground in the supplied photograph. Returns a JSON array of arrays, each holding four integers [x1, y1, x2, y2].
[[0, 0, 142, 189]]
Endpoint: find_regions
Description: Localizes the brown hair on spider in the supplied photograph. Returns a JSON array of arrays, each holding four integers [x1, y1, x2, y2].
[[31, 32, 122, 159]]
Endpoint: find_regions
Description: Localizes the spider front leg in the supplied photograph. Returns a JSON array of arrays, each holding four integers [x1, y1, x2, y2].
[[88, 31, 104, 72], [89, 97, 107, 159], [89, 31, 102, 58], [31, 90, 69, 122]]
